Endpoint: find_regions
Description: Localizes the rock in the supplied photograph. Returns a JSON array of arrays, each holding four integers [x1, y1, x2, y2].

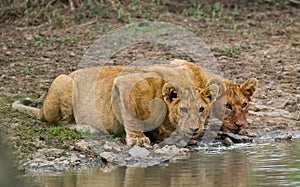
[[239, 129, 257, 137], [70, 52, 76, 57], [73, 124, 99, 134], [103, 141, 122, 152], [128, 146, 150, 158], [70, 153, 81, 165], [103, 142, 112, 151], [223, 137, 233, 146], [219, 132, 253, 143], [100, 152, 117, 162], [188, 139, 198, 145], [159, 132, 189, 148], [5, 51, 12, 56], [200, 131, 218, 143], [74, 140, 90, 152], [154, 145, 189, 155], [275, 133, 292, 142]]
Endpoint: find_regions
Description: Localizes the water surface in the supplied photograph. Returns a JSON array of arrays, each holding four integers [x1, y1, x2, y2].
[[24, 138, 300, 187]]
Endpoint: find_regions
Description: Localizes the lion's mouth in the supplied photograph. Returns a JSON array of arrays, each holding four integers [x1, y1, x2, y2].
[[221, 123, 243, 132], [188, 129, 203, 139]]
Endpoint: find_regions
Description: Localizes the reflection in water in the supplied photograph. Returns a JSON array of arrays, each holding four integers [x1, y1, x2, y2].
[[25, 139, 300, 187], [249, 140, 300, 187]]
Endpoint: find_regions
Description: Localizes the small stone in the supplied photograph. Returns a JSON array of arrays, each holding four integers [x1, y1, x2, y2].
[[221, 132, 253, 143], [275, 133, 292, 142], [128, 146, 150, 158], [70, 154, 81, 165], [103, 143, 112, 151], [223, 137, 233, 146], [100, 152, 117, 162], [188, 139, 198, 145], [74, 140, 90, 152], [70, 52, 76, 57], [78, 154, 86, 158], [5, 51, 12, 56], [103, 141, 122, 152], [154, 145, 188, 155]]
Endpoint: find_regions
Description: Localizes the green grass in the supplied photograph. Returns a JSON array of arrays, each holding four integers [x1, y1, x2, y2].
[[29, 34, 48, 46], [29, 33, 79, 47], [21, 64, 32, 75], [0, 93, 41, 116], [79, 0, 110, 21], [0, 97, 5, 105], [242, 30, 259, 38], [183, 1, 223, 19], [215, 45, 242, 56], [0, 59, 9, 66], [12, 123, 82, 158], [49, 126, 82, 142], [62, 35, 78, 44]]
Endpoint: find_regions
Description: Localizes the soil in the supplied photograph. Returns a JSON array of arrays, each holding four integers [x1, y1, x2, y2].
[[0, 1, 299, 172]]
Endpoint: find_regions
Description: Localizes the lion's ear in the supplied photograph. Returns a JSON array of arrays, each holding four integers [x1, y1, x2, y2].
[[201, 84, 219, 102], [162, 82, 180, 104], [240, 78, 258, 97], [207, 78, 225, 98]]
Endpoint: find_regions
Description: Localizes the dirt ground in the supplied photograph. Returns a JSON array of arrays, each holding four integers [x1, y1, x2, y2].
[[0, 1, 299, 171]]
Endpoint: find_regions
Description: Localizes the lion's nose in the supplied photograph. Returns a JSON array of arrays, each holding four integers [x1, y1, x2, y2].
[[234, 122, 244, 128], [189, 127, 199, 132]]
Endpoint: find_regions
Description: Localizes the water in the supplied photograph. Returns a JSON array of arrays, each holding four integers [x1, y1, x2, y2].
[[23, 138, 300, 187]]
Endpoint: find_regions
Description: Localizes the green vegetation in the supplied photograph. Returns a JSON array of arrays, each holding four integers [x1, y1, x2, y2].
[[29, 33, 78, 47], [12, 123, 82, 157], [183, 1, 223, 19], [79, 0, 110, 21], [0, 59, 9, 66], [242, 30, 259, 38], [215, 45, 242, 56], [12, 93, 40, 100], [49, 126, 82, 142], [29, 34, 48, 47], [21, 64, 32, 75]]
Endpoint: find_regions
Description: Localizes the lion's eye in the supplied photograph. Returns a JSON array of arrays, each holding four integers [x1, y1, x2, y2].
[[199, 107, 205, 113], [242, 102, 247, 108], [225, 104, 232, 110], [180, 107, 188, 114]]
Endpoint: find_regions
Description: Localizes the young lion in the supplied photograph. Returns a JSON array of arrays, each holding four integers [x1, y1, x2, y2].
[[171, 59, 258, 134], [13, 65, 219, 147]]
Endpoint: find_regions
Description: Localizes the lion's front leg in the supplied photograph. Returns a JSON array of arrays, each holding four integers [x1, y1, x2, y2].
[[125, 128, 151, 147]]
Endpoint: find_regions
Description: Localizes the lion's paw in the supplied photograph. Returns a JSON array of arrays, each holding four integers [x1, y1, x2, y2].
[[126, 136, 151, 147]]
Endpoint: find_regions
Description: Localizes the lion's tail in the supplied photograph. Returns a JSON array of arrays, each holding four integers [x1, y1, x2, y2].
[[12, 99, 44, 120]]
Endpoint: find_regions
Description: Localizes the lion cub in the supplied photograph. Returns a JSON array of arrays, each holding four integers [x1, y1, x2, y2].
[[171, 59, 257, 134], [13, 65, 219, 147]]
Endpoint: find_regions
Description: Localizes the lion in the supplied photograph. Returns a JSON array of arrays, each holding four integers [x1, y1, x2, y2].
[[170, 59, 258, 134], [12, 65, 219, 147]]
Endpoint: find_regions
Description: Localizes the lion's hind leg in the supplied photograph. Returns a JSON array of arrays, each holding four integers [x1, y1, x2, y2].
[[41, 74, 74, 124], [12, 74, 74, 124]]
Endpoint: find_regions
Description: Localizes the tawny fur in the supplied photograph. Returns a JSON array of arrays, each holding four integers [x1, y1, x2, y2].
[[13, 65, 219, 146], [171, 59, 257, 133]]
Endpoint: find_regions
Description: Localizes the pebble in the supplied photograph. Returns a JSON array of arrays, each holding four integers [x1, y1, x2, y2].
[[128, 146, 150, 158], [154, 145, 189, 155], [100, 152, 117, 162], [5, 51, 12, 56]]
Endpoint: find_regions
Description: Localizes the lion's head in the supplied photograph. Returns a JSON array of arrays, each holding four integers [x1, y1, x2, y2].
[[222, 78, 258, 133], [162, 82, 219, 139]]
